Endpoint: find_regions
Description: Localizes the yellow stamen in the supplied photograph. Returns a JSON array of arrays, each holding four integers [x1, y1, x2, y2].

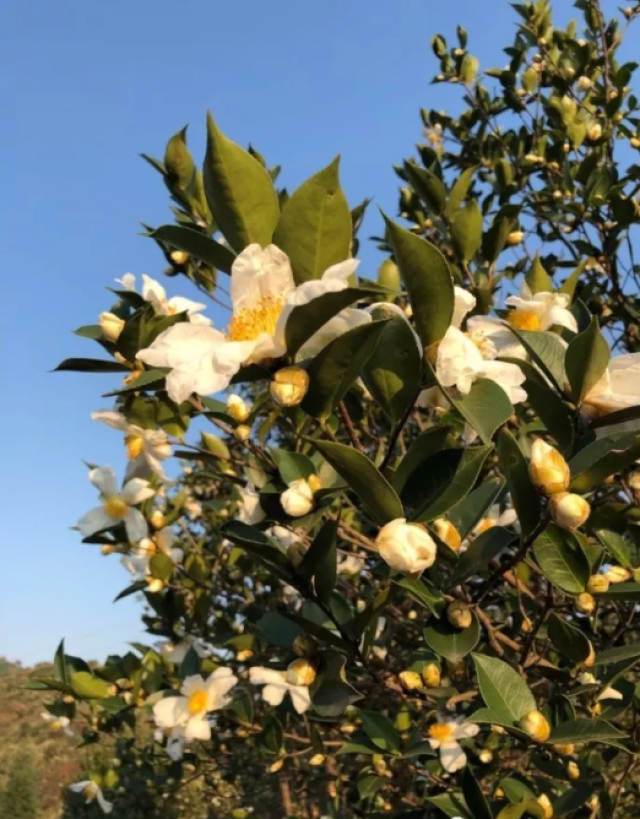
[[49, 720, 62, 732], [508, 309, 541, 331], [105, 496, 128, 519], [428, 723, 453, 741], [187, 690, 208, 715], [125, 433, 145, 460], [227, 296, 284, 342], [465, 330, 496, 359], [83, 785, 96, 802]]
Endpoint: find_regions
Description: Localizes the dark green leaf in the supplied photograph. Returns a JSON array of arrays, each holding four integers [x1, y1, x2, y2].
[[269, 447, 316, 485], [566, 317, 610, 405], [451, 526, 518, 584], [498, 430, 541, 538], [359, 710, 400, 753], [473, 654, 536, 725], [394, 577, 444, 616], [404, 162, 446, 214], [533, 524, 590, 593], [595, 530, 633, 569], [54, 358, 129, 373], [393, 425, 453, 494], [547, 613, 592, 664], [448, 378, 514, 445], [507, 359, 573, 451], [506, 329, 567, 394], [547, 719, 628, 745], [446, 167, 476, 219], [299, 520, 338, 604], [150, 225, 235, 273], [570, 432, 640, 493], [447, 479, 506, 539], [451, 200, 482, 264], [54, 639, 67, 684], [593, 644, 640, 667], [599, 582, 640, 601], [424, 614, 480, 661], [256, 613, 303, 650], [461, 767, 493, 819]]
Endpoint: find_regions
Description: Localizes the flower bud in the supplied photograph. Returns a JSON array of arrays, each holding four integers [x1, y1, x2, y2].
[[519, 710, 551, 742], [478, 749, 493, 764], [149, 510, 165, 530], [537, 794, 553, 819], [433, 519, 462, 552], [281, 478, 315, 517], [234, 424, 252, 442], [549, 493, 590, 531], [292, 634, 316, 658], [631, 137, 640, 150], [586, 795, 600, 811], [227, 394, 251, 423], [399, 670, 423, 691], [169, 250, 189, 266], [603, 565, 631, 583], [99, 311, 125, 342], [422, 663, 441, 687], [628, 469, 640, 491], [588, 123, 603, 141], [529, 439, 571, 496], [587, 573, 610, 594], [447, 601, 473, 629], [577, 75, 592, 91], [553, 743, 575, 756], [269, 759, 284, 773], [567, 761, 580, 780], [308, 753, 325, 767], [101, 544, 115, 556], [583, 641, 596, 668], [307, 474, 323, 494], [375, 518, 437, 576], [286, 658, 316, 686], [575, 592, 595, 615], [270, 367, 310, 408], [506, 230, 524, 246]]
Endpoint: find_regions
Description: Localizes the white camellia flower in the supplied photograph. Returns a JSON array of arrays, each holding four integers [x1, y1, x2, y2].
[[504, 284, 577, 333], [452, 286, 477, 328], [578, 672, 623, 702], [115, 273, 136, 291], [91, 410, 172, 479], [465, 315, 527, 360], [281, 477, 316, 517], [375, 518, 437, 576], [41, 711, 74, 737], [249, 666, 312, 714], [77, 467, 154, 542], [582, 353, 640, 417], [98, 311, 125, 342], [141, 274, 211, 325], [427, 715, 480, 773], [436, 326, 527, 404], [473, 504, 519, 535], [68, 781, 113, 814], [237, 483, 266, 525], [154, 725, 186, 761], [137, 244, 360, 404], [153, 668, 238, 741], [122, 526, 183, 581], [338, 554, 366, 575]]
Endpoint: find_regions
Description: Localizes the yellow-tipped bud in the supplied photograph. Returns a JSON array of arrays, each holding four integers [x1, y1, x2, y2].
[[227, 394, 251, 423], [307, 474, 323, 494], [399, 670, 423, 691], [169, 250, 189, 265], [377, 259, 401, 297], [286, 658, 317, 687], [520, 710, 551, 742], [478, 749, 493, 764], [587, 573, 610, 594], [308, 753, 325, 767], [99, 311, 125, 343], [603, 565, 631, 584], [577, 76, 592, 91], [269, 759, 284, 774], [422, 663, 441, 687], [149, 510, 165, 530], [631, 137, 640, 149], [537, 793, 553, 819], [529, 439, 571, 496], [549, 493, 590, 531], [588, 123, 603, 141], [146, 578, 165, 594], [292, 634, 316, 658], [583, 641, 596, 668], [506, 230, 524, 246], [553, 743, 575, 756], [433, 519, 462, 552], [101, 544, 115, 556], [447, 601, 473, 630], [270, 367, 310, 408], [234, 424, 252, 442], [575, 592, 595, 615], [567, 761, 580, 780]]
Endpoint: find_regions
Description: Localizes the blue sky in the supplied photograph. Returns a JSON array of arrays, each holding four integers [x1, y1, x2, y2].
[[1, 0, 627, 665]]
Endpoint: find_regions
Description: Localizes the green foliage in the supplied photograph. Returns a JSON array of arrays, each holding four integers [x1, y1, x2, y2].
[[0, 750, 39, 819]]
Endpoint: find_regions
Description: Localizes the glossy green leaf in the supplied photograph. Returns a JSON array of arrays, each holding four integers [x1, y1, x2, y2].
[[566, 317, 610, 405], [393, 577, 444, 616], [149, 554, 174, 583], [547, 613, 592, 664], [150, 225, 235, 273], [448, 378, 514, 445], [274, 156, 351, 284], [298, 520, 338, 605], [269, 447, 316, 485], [451, 526, 518, 584], [393, 425, 453, 494], [498, 430, 541, 537], [164, 126, 195, 188], [312, 651, 362, 718], [595, 529, 633, 569], [302, 320, 387, 419], [424, 613, 480, 661], [256, 613, 304, 650], [525, 254, 554, 294], [570, 431, 640, 493], [446, 167, 476, 219], [447, 479, 506, 538], [472, 654, 536, 725], [533, 524, 590, 593], [404, 162, 446, 214], [508, 359, 573, 451], [71, 672, 112, 700], [599, 582, 640, 601], [359, 710, 401, 753], [507, 329, 567, 393], [593, 644, 640, 667], [54, 639, 67, 684], [451, 199, 482, 263], [560, 260, 587, 298], [310, 439, 403, 525], [54, 358, 130, 373], [203, 112, 279, 252], [383, 214, 454, 347], [547, 718, 628, 745], [461, 768, 493, 819]]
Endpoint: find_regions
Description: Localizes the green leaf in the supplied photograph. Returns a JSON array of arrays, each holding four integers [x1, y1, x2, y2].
[[203, 111, 279, 252], [313, 651, 363, 718], [394, 577, 444, 616], [461, 768, 493, 819], [274, 156, 352, 284], [359, 710, 401, 753], [105, 368, 169, 395], [498, 430, 541, 537], [70, 672, 112, 700], [299, 520, 338, 604], [404, 162, 446, 214], [149, 554, 174, 583], [448, 377, 514, 445], [164, 126, 195, 188], [553, 784, 597, 818], [547, 613, 592, 664], [599, 582, 640, 601], [472, 654, 536, 725], [415, 445, 493, 522], [533, 524, 590, 593], [570, 431, 640, 492], [361, 314, 422, 426], [547, 718, 629, 746], [424, 614, 480, 662], [506, 329, 567, 393], [595, 530, 633, 569], [256, 613, 304, 650], [150, 225, 235, 273], [451, 526, 518, 584], [221, 521, 294, 577], [54, 639, 68, 684], [285, 286, 379, 358], [566, 317, 610, 405], [446, 167, 476, 219], [337, 736, 386, 755], [561, 260, 587, 298], [269, 447, 316, 485], [447, 479, 506, 538], [508, 359, 573, 450], [383, 213, 454, 347], [525, 254, 554, 294], [301, 320, 387, 419], [262, 714, 283, 754], [451, 199, 483, 263], [393, 425, 453, 494], [74, 324, 103, 340], [593, 645, 640, 666], [54, 358, 130, 373], [309, 440, 403, 525]]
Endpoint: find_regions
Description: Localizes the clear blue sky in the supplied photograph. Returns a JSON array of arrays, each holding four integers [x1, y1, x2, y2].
[[1, 0, 627, 665]]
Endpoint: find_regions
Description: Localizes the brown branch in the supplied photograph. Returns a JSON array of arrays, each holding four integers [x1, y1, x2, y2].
[[337, 400, 365, 452]]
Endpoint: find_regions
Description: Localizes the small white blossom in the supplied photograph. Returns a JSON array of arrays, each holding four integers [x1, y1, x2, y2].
[[249, 666, 312, 714], [77, 467, 154, 543], [427, 715, 479, 772], [91, 410, 172, 479], [68, 781, 113, 814]]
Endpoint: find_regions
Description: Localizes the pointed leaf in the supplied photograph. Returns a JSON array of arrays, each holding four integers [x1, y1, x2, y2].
[[566, 317, 610, 405], [472, 654, 536, 725], [533, 524, 590, 593], [150, 225, 235, 273], [498, 430, 541, 537], [424, 614, 480, 661], [451, 200, 483, 263]]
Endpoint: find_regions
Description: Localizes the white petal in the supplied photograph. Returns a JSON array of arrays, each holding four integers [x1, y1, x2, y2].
[[69, 781, 91, 793], [116, 273, 136, 291], [168, 296, 208, 316], [548, 305, 577, 332], [451, 721, 480, 740], [77, 506, 114, 537], [89, 466, 118, 498], [452, 287, 477, 328], [297, 308, 371, 360], [481, 360, 528, 404], [261, 682, 288, 707], [439, 740, 468, 772], [124, 508, 148, 542], [436, 326, 483, 391], [206, 667, 238, 709], [90, 410, 129, 431], [184, 716, 212, 741], [137, 323, 225, 370], [249, 666, 286, 686], [231, 244, 295, 312], [321, 258, 359, 283], [121, 478, 155, 505], [142, 274, 167, 305], [288, 685, 311, 714], [96, 791, 114, 814], [153, 696, 189, 728]]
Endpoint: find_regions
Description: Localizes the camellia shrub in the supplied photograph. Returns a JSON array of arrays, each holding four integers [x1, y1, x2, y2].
[[32, 1, 640, 817]]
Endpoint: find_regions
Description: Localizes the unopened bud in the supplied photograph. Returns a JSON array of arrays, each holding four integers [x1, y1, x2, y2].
[[377, 259, 401, 296], [553, 743, 575, 756], [399, 670, 423, 691], [628, 469, 640, 491], [575, 592, 595, 615], [308, 753, 325, 766], [537, 793, 553, 819], [307, 474, 323, 494], [478, 749, 493, 764], [588, 123, 603, 141], [201, 432, 231, 460], [624, 6, 634, 19], [270, 367, 309, 408], [99, 312, 125, 343], [586, 795, 600, 811], [286, 658, 316, 686], [422, 663, 441, 687], [269, 759, 284, 773], [292, 635, 316, 658], [146, 578, 164, 594], [583, 641, 596, 668], [227, 394, 251, 423], [529, 439, 571, 496], [603, 565, 631, 583], [587, 574, 610, 594], [281, 478, 315, 517], [236, 649, 253, 662], [169, 250, 189, 266], [520, 710, 551, 742], [101, 544, 115, 556], [234, 424, 252, 442], [447, 601, 473, 629], [149, 510, 165, 530], [577, 76, 592, 91], [506, 230, 524, 246], [549, 493, 590, 531], [567, 761, 580, 780], [433, 519, 462, 552]]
